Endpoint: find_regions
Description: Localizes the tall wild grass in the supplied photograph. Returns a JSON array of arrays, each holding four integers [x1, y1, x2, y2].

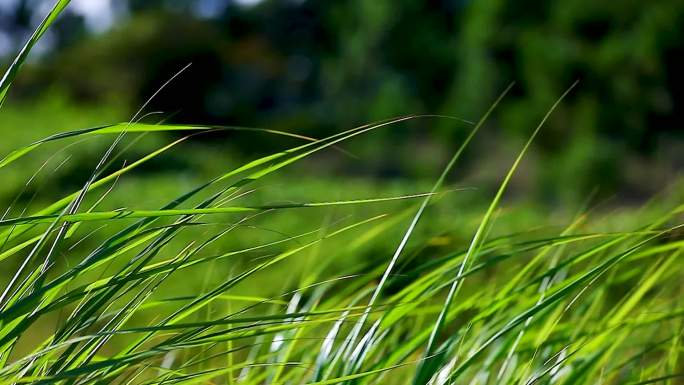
[[0, 2, 682, 384]]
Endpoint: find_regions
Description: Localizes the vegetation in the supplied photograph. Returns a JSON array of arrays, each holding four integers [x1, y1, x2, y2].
[[5, 0, 683, 201], [0, 1, 682, 384]]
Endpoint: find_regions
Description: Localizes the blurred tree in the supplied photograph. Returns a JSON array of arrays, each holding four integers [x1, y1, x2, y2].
[[3, 0, 682, 201]]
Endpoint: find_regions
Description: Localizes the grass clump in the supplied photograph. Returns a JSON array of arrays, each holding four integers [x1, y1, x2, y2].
[[0, 2, 683, 384]]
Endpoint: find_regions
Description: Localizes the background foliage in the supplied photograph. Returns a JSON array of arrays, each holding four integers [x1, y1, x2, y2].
[[1, 0, 682, 202]]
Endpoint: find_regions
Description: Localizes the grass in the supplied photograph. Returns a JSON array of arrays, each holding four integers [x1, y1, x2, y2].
[[1, 2, 683, 384]]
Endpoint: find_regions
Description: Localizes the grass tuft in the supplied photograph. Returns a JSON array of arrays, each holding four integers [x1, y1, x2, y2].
[[0, 2, 682, 384]]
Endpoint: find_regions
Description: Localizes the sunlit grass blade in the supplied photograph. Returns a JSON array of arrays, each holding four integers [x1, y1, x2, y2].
[[0, 0, 71, 108]]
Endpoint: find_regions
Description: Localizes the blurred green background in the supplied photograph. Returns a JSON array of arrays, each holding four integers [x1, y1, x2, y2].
[[0, 0, 682, 231]]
